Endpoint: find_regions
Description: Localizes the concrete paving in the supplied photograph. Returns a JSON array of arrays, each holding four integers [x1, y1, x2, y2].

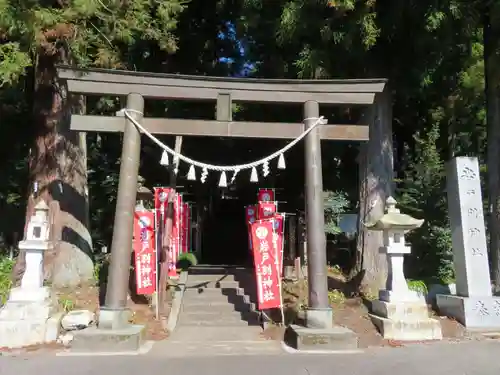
[[2, 340, 500, 375]]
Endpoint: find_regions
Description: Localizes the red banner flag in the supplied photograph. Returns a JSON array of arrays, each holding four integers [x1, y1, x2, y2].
[[169, 193, 182, 277], [153, 186, 172, 248], [258, 189, 275, 202], [133, 210, 156, 295], [154, 187, 172, 215], [257, 201, 277, 220], [251, 220, 282, 310], [245, 205, 257, 252], [181, 202, 190, 253], [185, 203, 192, 252]]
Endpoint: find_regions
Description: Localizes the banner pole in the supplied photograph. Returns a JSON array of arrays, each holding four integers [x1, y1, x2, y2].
[[154, 204, 160, 320], [272, 217, 285, 326]]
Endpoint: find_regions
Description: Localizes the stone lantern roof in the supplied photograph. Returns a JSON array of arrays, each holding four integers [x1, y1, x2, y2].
[[136, 175, 153, 201], [365, 196, 424, 231]]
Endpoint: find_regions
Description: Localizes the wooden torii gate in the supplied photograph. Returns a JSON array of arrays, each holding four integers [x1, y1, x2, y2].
[[57, 66, 393, 331]]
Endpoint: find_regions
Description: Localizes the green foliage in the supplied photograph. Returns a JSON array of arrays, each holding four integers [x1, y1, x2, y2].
[[327, 289, 346, 305], [0, 0, 187, 83], [407, 279, 428, 295], [323, 190, 350, 235], [0, 255, 14, 305], [58, 294, 75, 312], [0, 43, 31, 86], [177, 252, 198, 270], [0, 0, 497, 294], [397, 124, 454, 281]]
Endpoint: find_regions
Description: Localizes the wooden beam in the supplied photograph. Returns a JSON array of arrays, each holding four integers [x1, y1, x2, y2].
[[66, 81, 375, 104], [57, 66, 387, 94], [70, 115, 369, 141]]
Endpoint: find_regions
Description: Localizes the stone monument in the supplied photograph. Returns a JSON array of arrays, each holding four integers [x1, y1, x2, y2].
[[0, 201, 61, 348], [368, 197, 442, 340], [437, 157, 500, 329]]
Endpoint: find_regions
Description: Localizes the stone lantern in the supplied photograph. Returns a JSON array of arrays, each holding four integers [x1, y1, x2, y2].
[[15, 200, 52, 300], [365, 196, 424, 303], [136, 175, 153, 212], [0, 200, 60, 349], [366, 197, 442, 341]]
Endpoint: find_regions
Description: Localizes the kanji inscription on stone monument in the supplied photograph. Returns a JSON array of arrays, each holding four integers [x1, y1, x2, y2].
[[437, 157, 500, 329], [446, 157, 490, 298]]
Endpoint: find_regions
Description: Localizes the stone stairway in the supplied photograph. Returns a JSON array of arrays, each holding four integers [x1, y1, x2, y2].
[[179, 266, 260, 327], [158, 266, 283, 357]]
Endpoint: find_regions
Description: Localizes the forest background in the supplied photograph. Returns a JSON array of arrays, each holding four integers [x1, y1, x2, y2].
[[0, 0, 499, 298]]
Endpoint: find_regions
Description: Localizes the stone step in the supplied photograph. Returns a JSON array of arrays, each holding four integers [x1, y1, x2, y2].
[[188, 271, 237, 278], [169, 325, 263, 341], [184, 287, 257, 300], [183, 292, 255, 306], [186, 278, 257, 289], [187, 280, 242, 289], [188, 269, 254, 281], [179, 319, 259, 327], [180, 311, 260, 327], [371, 300, 431, 321], [182, 309, 259, 318], [369, 314, 443, 341], [182, 300, 256, 313], [187, 273, 254, 282], [181, 308, 259, 322]]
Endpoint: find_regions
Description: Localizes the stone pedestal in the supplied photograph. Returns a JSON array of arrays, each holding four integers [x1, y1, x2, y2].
[[369, 300, 442, 341], [70, 325, 146, 352], [437, 157, 500, 329], [284, 295, 358, 351], [65, 301, 146, 353], [437, 295, 500, 329], [287, 324, 358, 351], [0, 287, 62, 348]]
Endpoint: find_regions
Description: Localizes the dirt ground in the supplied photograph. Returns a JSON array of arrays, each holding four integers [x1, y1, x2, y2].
[[0, 284, 171, 354], [56, 284, 172, 341], [262, 277, 471, 348]]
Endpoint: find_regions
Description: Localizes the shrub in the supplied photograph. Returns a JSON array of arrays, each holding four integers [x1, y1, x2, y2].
[[177, 252, 198, 270], [0, 256, 14, 305]]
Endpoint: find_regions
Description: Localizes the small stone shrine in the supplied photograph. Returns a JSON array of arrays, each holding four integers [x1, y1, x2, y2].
[[437, 157, 500, 329], [368, 197, 443, 340], [0, 201, 61, 348]]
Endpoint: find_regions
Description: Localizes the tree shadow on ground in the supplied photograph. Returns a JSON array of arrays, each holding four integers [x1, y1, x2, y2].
[[97, 254, 149, 306], [97, 258, 109, 306], [268, 269, 368, 326]]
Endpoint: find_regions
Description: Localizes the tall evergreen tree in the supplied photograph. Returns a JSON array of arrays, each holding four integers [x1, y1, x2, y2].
[[0, 0, 186, 286]]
